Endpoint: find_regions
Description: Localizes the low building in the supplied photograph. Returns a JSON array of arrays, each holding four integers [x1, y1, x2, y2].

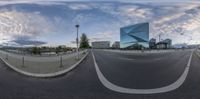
[[156, 42, 168, 49], [149, 38, 156, 49], [112, 41, 120, 49], [92, 41, 110, 49], [173, 44, 188, 49], [163, 39, 172, 48], [156, 39, 172, 49]]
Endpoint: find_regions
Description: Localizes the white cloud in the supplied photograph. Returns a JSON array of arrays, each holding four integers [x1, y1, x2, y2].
[[0, 9, 56, 45], [89, 31, 117, 42], [67, 3, 92, 10], [1, 1, 200, 45], [72, 13, 93, 24], [0, 0, 65, 6], [118, 6, 153, 19], [153, 13, 185, 25]]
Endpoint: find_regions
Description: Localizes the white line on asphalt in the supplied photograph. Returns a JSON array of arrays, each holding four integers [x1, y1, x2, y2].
[[118, 57, 137, 61], [92, 50, 194, 94], [118, 57, 164, 62]]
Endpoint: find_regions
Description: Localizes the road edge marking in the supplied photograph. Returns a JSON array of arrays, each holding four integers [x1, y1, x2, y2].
[[92, 50, 193, 94]]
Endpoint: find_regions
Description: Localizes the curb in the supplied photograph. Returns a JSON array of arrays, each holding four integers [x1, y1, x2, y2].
[[0, 51, 89, 78]]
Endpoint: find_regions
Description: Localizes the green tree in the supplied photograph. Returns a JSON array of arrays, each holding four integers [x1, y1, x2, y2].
[[79, 33, 90, 48], [56, 46, 61, 54], [32, 47, 41, 55]]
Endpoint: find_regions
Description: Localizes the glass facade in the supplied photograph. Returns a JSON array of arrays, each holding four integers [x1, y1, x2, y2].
[[120, 22, 149, 49]]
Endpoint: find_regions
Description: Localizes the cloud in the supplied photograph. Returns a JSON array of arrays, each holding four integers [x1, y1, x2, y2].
[[11, 38, 47, 46], [65, 2, 200, 44], [89, 31, 118, 43], [118, 5, 153, 19], [153, 13, 185, 25], [67, 3, 93, 10], [0, 35, 46, 46], [116, 0, 200, 3], [0, 0, 65, 6], [1, 1, 200, 46], [0, 9, 56, 45], [152, 5, 200, 44]]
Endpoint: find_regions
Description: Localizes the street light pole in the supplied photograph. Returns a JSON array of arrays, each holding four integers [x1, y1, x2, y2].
[[75, 24, 79, 59]]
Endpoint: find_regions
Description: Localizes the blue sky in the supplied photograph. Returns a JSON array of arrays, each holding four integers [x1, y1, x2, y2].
[[0, 0, 200, 47]]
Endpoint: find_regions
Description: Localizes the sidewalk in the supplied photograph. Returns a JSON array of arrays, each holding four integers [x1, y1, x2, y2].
[[0, 50, 88, 77]]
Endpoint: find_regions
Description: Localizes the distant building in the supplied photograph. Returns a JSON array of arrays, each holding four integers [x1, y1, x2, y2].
[[92, 41, 110, 49], [156, 39, 172, 49], [187, 44, 200, 49], [120, 22, 149, 49], [173, 43, 188, 49], [163, 39, 172, 48], [112, 41, 120, 49], [149, 38, 156, 49], [156, 42, 167, 49]]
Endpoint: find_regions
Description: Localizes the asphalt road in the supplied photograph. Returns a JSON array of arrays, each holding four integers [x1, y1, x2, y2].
[[0, 49, 200, 99], [93, 49, 191, 89]]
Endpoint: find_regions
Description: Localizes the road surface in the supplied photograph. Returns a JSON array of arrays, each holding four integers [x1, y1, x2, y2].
[[0, 49, 200, 99]]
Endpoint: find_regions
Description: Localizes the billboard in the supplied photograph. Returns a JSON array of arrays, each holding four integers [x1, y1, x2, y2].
[[120, 22, 149, 49]]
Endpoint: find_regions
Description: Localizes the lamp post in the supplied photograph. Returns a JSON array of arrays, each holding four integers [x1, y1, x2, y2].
[[75, 24, 79, 59]]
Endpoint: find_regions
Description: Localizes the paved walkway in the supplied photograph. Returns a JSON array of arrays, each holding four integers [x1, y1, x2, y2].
[[0, 50, 87, 74]]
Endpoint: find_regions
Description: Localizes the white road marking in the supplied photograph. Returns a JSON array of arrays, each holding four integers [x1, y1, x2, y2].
[[92, 50, 194, 94], [118, 57, 163, 62], [118, 57, 137, 61]]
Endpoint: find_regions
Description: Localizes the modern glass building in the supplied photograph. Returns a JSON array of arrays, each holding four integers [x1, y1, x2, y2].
[[120, 22, 149, 49]]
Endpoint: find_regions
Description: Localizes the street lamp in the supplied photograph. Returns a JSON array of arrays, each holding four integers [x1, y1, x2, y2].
[[75, 24, 79, 59]]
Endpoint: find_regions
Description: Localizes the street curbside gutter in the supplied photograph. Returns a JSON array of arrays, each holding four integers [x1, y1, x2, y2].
[[0, 51, 89, 78]]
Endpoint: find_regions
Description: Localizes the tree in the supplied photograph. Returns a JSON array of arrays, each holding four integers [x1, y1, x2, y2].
[[32, 47, 41, 55], [56, 46, 62, 54], [79, 33, 90, 48]]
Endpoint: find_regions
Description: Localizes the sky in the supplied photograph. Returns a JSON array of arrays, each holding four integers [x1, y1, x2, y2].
[[0, 0, 200, 47]]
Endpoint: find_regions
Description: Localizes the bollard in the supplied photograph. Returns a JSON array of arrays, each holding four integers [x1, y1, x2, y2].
[[22, 57, 25, 68], [6, 54, 8, 60], [60, 56, 63, 68]]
